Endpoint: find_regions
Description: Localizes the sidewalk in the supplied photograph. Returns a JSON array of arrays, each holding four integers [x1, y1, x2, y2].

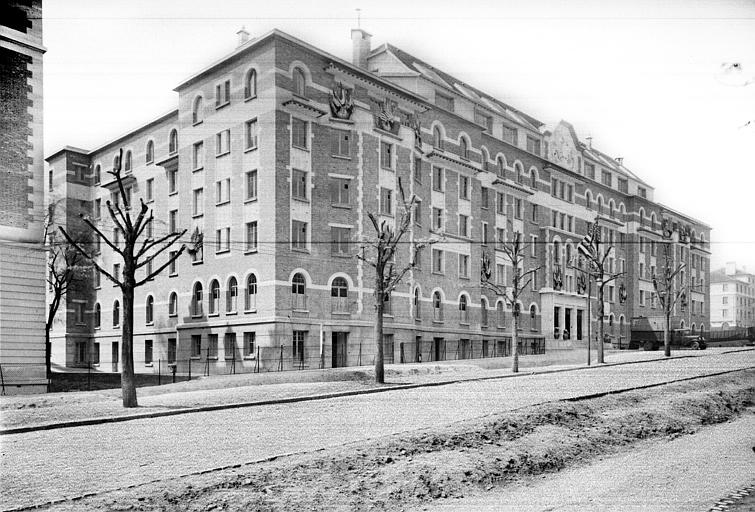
[[1, 348, 749, 433]]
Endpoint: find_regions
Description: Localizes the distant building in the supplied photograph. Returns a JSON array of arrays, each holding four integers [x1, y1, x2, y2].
[[0, 0, 47, 393], [710, 262, 755, 329], [46, 28, 711, 373]]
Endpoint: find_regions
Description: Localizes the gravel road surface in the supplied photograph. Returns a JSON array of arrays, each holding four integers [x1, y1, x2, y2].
[[1, 350, 753, 510]]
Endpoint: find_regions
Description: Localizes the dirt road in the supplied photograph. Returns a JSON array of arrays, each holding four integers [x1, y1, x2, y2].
[[424, 413, 755, 512]]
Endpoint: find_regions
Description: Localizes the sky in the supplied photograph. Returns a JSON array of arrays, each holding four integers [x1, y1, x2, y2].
[[42, 0, 755, 271]]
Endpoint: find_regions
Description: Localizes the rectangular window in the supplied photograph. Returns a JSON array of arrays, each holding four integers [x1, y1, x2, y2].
[[639, 290, 645, 307], [459, 214, 469, 237], [191, 335, 201, 357], [459, 254, 469, 279], [215, 178, 230, 205], [245, 118, 258, 150], [638, 186, 647, 198], [329, 177, 350, 206], [584, 162, 595, 180], [292, 118, 308, 149], [618, 177, 628, 193], [414, 156, 422, 183], [380, 141, 393, 170], [459, 175, 469, 200], [380, 187, 393, 215], [435, 92, 454, 111], [113, 263, 120, 282], [93, 269, 101, 288], [331, 227, 351, 256], [169, 210, 178, 233], [502, 125, 517, 144], [292, 220, 307, 250], [413, 200, 422, 226], [192, 188, 203, 216], [216, 130, 230, 156], [482, 222, 489, 246], [215, 227, 230, 254], [432, 166, 444, 191], [514, 198, 522, 219], [208, 334, 218, 358], [601, 170, 612, 187], [531, 203, 538, 222], [496, 192, 505, 214], [292, 169, 307, 200], [168, 168, 178, 194], [432, 249, 444, 274], [75, 302, 85, 325], [496, 263, 505, 285], [432, 207, 443, 231], [169, 250, 177, 276], [246, 170, 257, 201], [224, 333, 236, 360], [215, 79, 230, 107], [145, 179, 154, 202], [243, 332, 256, 357], [526, 136, 541, 155], [496, 228, 506, 250], [94, 198, 101, 219], [145, 340, 153, 365], [192, 141, 204, 170], [330, 129, 350, 158], [245, 221, 258, 253], [475, 110, 492, 132], [481, 187, 489, 209]]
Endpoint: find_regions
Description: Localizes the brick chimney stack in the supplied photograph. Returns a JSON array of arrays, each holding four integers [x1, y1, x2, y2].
[[351, 28, 372, 69], [237, 26, 250, 47]]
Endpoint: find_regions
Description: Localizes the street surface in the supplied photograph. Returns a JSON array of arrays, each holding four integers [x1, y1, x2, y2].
[[424, 412, 755, 512], [1, 350, 753, 510]]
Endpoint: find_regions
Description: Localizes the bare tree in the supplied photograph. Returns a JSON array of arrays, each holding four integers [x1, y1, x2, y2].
[[577, 219, 625, 364], [60, 148, 187, 407], [652, 229, 688, 357], [481, 231, 540, 373], [358, 178, 437, 384]]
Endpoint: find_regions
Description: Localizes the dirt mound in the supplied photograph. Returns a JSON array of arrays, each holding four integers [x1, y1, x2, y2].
[[45, 371, 755, 511]]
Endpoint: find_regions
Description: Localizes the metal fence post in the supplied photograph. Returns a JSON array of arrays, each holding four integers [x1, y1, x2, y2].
[[188, 358, 192, 381], [255, 345, 259, 373], [87, 361, 91, 391], [158, 359, 161, 386]]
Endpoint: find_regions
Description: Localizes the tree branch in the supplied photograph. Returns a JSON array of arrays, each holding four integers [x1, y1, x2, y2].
[[135, 245, 186, 286], [59, 226, 121, 288]]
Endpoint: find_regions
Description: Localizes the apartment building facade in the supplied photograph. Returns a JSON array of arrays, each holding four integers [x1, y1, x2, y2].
[[46, 28, 711, 373], [0, 0, 47, 393], [710, 262, 755, 329]]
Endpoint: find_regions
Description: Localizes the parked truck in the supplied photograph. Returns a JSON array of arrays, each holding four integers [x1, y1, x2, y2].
[[629, 316, 706, 351]]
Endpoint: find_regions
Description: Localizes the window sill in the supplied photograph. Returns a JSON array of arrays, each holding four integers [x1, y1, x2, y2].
[[216, 151, 230, 158], [244, 197, 258, 204], [146, 322, 154, 327], [191, 260, 204, 265], [168, 151, 178, 157], [380, 166, 395, 172], [243, 355, 256, 360], [169, 273, 177, 278], [226, 310, 237, 316], [215, 101, 230, 110], [145, 363, 153, 367], [169, 313, 177, 318], [432, 188, 444, 193], [208, 312, 219, 318], [432, 320, 444, 325], [192, 213, 204, 219], [244, 249, 258, 255], [331, 154, 351, 161], [459, 322, 470, 327], [244, 95, 257, 103], [432, 271, 445, 276], [244, 309, 257, 314], [146, 198, 154, 204], [192, 120, 203, 127], [191, 356, 201, 360], [244, 146, 258, 153], [215, 200, 230, 207], [193, 167, 203, 173], [292, 144, 309, 152], [169, 190, 178, 197], [292, 196, 310, 204], [292, 93, 310, 102], [291, 247, 310, 254], [331, 203, 351, 209]]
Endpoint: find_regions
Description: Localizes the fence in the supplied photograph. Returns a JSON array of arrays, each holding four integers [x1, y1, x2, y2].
[[0, 363, 47, 395], [707, 327, 754, 342]]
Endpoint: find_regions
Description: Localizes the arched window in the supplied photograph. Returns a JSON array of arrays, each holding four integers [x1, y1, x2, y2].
[[585, 191, 593, 210], [481, 147, 490, 171], [124, 150, 132, 173], [597, 196, 604, 215], [459, 295, 469, 324], [566, 244, 572, 265], [113, 154, 120, 171], [145, 141, 154, 164], [227, 276, 238, 313], [192, 96, 203, 124], [530, 304, 537, 320], [169, 129, 178, 155], [94, 303, 101, 329], [246, 274, 257, 311], [293, 68, 306, 97], [433, 291, 443, 322], [515, 163, 523, 184], [192, 282, 203, 316], [680, 320, 685, 330], [433, 126, 443, 150], [94, 164, 101, 184], [113, 300, 120, 327], [244, 69, 257, 99], [480, 296, 488, 326], [414, 287, 422, 319], [209, 279, 220, 315], [650, 212, 657, 230], [497, 156, 505, 177], [530, 169, 537, 189], [292, 272, 306, 310], [145, 295, 154, 324], [169, 292, 178, 317], [609, 199, 616, 218], [620, 315, 626, 339], [553, 240, 561, 266], [331, 276, 348, 313], [496, 301, 505, 327], [609, 314, 615, 334], [460, 137, 469, 159]]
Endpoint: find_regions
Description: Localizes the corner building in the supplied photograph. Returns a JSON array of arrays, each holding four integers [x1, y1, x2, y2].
[[46, 29, 711, 372]]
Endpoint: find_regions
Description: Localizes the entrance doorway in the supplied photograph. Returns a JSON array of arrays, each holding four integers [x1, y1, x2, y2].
[[433, 337, 445, 361], [331, 332, 348, 368], [111, 342, 119, 372], [565, 308, 572, 340]]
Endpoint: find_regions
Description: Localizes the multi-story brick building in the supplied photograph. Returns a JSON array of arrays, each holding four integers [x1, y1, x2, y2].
[[0, 0, 47, 393], [46, 28, 711, 373], [710, 262, 755, 329]]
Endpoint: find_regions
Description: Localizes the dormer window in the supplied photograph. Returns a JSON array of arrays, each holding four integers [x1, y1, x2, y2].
[[526, 136, 541, 155], [293, 68, 306, 97]]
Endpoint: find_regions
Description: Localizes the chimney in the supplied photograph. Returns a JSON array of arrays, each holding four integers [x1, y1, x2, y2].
[[586, 136, 593, 148], [237, 26, 250, 47], [615, 156, 623, 165], [351, 28, 372, 69], [726, 261, 736, 276]]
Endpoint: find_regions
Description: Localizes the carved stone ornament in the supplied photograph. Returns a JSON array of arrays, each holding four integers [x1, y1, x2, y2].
[[374, 98, 401, 135], [553, 265, 563, 291], [619, 283, 628, 304], [188, 226, 203, 255], [577, 274, 587, 295], [662, 218, 673, 239], [329, 82, 354, 120], [408, 113, 422, 148], [481, 251, 492, 281]]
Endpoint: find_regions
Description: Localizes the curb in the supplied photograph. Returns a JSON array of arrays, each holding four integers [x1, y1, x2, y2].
[[2, 348, 753, 436]]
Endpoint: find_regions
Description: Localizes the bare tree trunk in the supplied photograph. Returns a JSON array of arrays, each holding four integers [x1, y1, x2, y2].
[[45, 327, 51, 381], [374, 294, 385, 384], [512, 312, 519, 373], [121, 282, 138, 407], [664, 311, 671, 357], [597, 287, 605, 364]]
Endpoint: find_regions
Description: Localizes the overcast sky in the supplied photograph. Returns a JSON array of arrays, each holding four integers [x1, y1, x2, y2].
[[43, 0, 755, 271]]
